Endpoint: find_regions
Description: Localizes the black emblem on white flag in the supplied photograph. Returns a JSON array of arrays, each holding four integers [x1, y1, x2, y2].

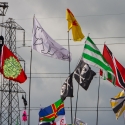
[[74, 58, 96, 90]]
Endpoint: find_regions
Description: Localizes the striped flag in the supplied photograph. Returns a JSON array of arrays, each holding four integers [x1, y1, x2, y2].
[[110, 90, 125, 119], [82, 36, 115, 84], [101, 44, 125, 89]]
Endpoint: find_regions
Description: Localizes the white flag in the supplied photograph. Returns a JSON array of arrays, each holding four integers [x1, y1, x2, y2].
[[32, 17, 71, 61], [74, 118, 87, 125], [56, 115, 66, 125]]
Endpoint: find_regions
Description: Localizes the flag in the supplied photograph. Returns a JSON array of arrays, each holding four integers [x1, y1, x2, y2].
[[0, 35, 4, 54], [39, 116, 66, 125], [39, 121, 55, 125], [39, 99, 65, 122], [73, 58, 96, 90], [56, 115, 66, 125], [124, 111, 125, 120], [39, 122, 54, 125], [0, 36, 4, 66], [22, 110, 27, 121], [60, 73, 73, 101], [110, 90, 125, 119], [32, 17, 71, 61], [66, 9, 85, 41], [16, 118, 18, 125], [100, 44, 125, 89], [22, 95, 27, 108], [74, 118, 87, 125], [0, 45, 27, 83], [82, 36, 115, 84]]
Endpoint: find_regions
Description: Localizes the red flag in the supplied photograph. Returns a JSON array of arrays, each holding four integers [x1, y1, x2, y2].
[[100, 44, 125, 89], [0, 45, 27, 83], [22, 110, 27, 121]]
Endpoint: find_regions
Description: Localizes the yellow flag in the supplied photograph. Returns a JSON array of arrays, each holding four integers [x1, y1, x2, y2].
[[110, 90, 125, 119], [115, 90, 125, 98], [66, 9, 85, 41]]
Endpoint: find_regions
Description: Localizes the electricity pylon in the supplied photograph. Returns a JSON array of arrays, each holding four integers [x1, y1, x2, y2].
[[0, 18, 26, 125], [0, 2, 8, 16]]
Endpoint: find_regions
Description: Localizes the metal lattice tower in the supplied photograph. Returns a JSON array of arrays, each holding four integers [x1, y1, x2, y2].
[[0, 18, 26, 125], [0, 2, 8, 16]]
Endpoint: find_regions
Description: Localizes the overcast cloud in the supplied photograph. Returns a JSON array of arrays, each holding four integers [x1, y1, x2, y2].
[[0, 0, 125, 125]]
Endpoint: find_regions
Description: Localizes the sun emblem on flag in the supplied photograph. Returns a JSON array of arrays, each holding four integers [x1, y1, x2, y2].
[[3, 56, 22, 78]]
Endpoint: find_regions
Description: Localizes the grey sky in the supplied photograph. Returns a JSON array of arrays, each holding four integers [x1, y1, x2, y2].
[[0, 0, 125, 125]]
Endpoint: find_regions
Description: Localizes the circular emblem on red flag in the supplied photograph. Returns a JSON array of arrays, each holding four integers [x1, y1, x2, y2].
[[4, 56, 22, 78]]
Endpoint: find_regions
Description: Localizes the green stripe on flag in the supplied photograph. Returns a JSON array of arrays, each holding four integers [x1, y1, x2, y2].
[[84, 44, 103, 57], [43, 117, 55, 122], [82, 53, 112, 72], [82, 36, 115, 84], [86, 36, 95, 45], [55, 99, 63, 108]]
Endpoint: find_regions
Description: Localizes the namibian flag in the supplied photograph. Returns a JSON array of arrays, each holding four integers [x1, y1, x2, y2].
[[39, 99, 65, 122]]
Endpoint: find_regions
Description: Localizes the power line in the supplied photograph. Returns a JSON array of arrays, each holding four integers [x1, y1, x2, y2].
[[19, 106, 111, 108], [64, 110, 112, 111], [26, 72, 69, 74], [16, 36, 125, 49], [19, 109, 113, 112], [27, 76, 99, 78], [18, 106, 112, 112], [19, 108, 113, 112], [16, 36, 125, 42], [17, 42, 125, 49], [25, 72, 99, 74], [14, 12, 125, 20], [23, 109, 113, 111]]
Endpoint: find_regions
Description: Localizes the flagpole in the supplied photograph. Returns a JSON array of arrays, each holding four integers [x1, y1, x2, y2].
[[123, 112, 125, 124], [74, 83, 80, 124], [28, 47, 32, 125], [67, 31, 73, 124], [96, 72, 100, 125], [28, 15, 35, 125], [73, 56, 82, 125]]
